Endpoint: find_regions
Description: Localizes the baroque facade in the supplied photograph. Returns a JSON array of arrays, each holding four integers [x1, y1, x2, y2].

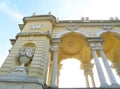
[[0, 14, 120, 89]]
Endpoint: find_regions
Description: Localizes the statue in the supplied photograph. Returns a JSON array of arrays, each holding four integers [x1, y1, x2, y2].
[[10, 47, 35, 76], [18, 47, 35, 67]]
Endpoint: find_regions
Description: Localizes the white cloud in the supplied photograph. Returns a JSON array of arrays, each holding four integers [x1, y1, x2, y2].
[[0, 1, 24, 22]]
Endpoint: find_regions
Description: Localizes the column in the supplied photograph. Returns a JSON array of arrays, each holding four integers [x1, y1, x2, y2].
[[50, 44, 58, 87], [91, 74, 96, 87], [84, 74, 90, 87], [81, 63, 95, 88], [57, 63, 63, 86], [100, 49, 120, 88], [50, 38, 61, 87], [90, 43, 109, 88]]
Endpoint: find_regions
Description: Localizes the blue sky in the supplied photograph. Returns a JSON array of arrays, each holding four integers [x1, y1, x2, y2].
[[0, 0, 120, 66]]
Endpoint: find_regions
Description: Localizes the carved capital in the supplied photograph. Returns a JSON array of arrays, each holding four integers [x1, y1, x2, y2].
[[51, 38, 61, 51], [81, 63, 94, 75], [111, 63, 120, 77]]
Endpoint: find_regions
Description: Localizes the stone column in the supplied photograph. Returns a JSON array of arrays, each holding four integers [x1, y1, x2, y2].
[[81, 63, 95, 88], [100, 48, 120, 88], [57, 64, 60, 86], [50, 45, 58, 87], [87, 37, 109, 88], [50, 38, 61, 87], [91, 74, 96, 87], [84, 74, 90, 87]]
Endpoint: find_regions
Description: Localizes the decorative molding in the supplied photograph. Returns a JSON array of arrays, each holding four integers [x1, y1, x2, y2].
[[31, 24, 43, 30], [66, 24, 79, 32], [16, 31, 51, 39], [101, 25, 114, 31], [56, 21, 120, 27], [56, 28, 90, 38], [95, 25, 120, 37]]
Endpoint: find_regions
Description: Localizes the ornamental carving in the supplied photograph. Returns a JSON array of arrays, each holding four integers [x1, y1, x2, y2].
[[66, 24, 79, 32], [101, 25, 114, 31], [11, 47, 35, 75], [61, 33, 85, 55], [18, 47, 35, 67]]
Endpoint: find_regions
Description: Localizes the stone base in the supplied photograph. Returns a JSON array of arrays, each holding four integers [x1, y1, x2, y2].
[[10, 66, 27, 76], [0, 75, 44, 89], [49, 84, 58, 88]]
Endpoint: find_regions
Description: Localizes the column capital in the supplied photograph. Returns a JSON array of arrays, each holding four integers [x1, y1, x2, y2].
[[81, 63, 94, 75], [50, 38, 62, 51], [86, 37, 104, 51], [51, 38, 62, 45], [111, 62, 120, 76]]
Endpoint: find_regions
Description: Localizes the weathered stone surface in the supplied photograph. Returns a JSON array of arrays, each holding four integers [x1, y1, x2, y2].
[[0, 14, 120, 89], [0, 75, 43, 89]]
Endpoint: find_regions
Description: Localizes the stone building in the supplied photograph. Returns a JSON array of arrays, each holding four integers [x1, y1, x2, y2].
[[0, 14, 120, 89]]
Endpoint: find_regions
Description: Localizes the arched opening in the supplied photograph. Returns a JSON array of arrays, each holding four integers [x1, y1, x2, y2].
[[47, 32, 97, 88], [59, 58, 85, 88]]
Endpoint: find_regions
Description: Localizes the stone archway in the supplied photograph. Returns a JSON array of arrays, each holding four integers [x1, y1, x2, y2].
[[52, 32, 94, 87]]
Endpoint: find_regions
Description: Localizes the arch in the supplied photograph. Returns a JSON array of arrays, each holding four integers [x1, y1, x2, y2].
[[23, 42, 36, 48], [95, 29, 120, 37], [56, 29, 90, 38], [59, 58, 86, 88]]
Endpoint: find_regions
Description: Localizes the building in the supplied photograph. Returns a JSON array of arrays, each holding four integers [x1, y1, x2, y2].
[[0, 14, 120, 89]]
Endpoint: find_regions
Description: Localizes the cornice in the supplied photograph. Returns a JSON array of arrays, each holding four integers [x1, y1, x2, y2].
[[16, 32, 51, 39], [18, 24, 24, 31], [55, 20, 120, 26], [23, 15, 56, 25]]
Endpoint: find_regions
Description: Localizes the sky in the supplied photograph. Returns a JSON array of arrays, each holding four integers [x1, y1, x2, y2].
[[0, 0, 120, 87]]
